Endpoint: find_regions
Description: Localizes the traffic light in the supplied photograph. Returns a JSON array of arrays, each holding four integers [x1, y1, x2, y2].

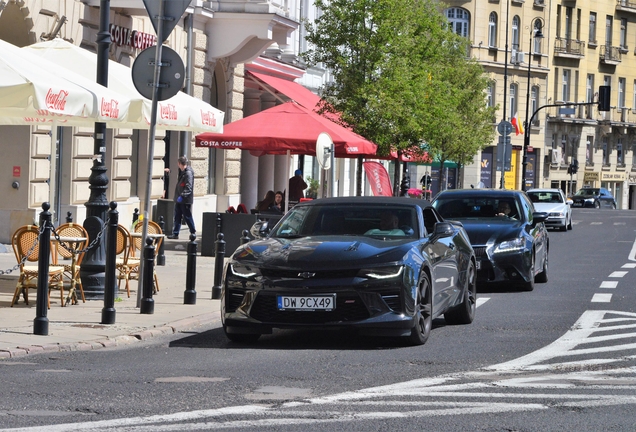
[[567, 164, 573, 175], [571, 159, 579, 174], [598, 86, 611, 112]]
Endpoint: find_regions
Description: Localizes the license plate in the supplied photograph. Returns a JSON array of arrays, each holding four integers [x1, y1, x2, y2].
[[572, 203, 582, 207], [277, 295, 336, 311], [475, 260, 481, 270]]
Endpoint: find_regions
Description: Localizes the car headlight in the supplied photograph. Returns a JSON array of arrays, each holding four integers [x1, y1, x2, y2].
[[230, 263, 261, 279], [494, 237, 525, 253], [358, 266, 404, 280]]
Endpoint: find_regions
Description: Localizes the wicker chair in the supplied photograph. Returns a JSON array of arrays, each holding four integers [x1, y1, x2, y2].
[[115, 225, 133, 297], [128, 220, 163, 294], [11, 225, 65, 308]]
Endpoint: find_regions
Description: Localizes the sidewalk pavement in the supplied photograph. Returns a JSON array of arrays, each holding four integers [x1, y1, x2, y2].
[[0, 238, 223, 359]]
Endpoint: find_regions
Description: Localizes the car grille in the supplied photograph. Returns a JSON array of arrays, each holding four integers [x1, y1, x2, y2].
[[472, 247, 487, 257], [378, 289, 401, 311], [249, 292, 370, 324], [227, 291, 245, 312], [260, 268, 360, 279]]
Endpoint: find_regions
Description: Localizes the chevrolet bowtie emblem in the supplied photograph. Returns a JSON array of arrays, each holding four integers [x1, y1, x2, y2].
[[298, 272, 316, 279]]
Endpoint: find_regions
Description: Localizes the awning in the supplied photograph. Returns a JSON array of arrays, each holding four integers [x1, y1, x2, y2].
[[246, 71, 323, 111], [195, 101, 377, 158], [22, 39, 224, 132]]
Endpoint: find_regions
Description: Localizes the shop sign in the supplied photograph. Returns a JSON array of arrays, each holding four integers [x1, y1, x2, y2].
[[600, 172, 626, 181], [109, 24, 157, 50], [584, 172, 599, 182]]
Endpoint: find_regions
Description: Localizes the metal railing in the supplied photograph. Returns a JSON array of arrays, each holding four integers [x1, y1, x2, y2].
[[554, 38, 586, 56]]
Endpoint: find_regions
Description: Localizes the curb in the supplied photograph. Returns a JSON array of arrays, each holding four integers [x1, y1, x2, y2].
[[0, 312, 221, 359]]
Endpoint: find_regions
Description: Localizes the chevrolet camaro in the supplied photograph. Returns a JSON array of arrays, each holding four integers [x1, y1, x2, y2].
[[221, 196, 476, 345]]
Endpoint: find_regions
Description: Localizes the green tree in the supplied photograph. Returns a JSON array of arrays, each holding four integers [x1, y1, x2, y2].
[[303, 0, 495, 194]]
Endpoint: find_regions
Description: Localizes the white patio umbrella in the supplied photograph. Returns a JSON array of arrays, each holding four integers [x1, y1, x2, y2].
[[0, 38, 132, 126], [23, 39, 225, 132]]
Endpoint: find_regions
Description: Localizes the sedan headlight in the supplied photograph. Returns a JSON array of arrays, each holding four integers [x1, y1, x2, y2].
[[358, 266, 404, 280], [493, 237, 525, 253], [230, 263, 261, 279]]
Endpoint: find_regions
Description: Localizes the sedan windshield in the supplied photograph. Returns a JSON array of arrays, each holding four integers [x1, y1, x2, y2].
[[527, 191, 564, 204], [574, 188, 599, 196], [271, 204, 418, 238], [433, 197, 522, 220]]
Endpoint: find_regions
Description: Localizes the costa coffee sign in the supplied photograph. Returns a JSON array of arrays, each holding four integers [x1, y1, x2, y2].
[[109, 24, 156, 50]]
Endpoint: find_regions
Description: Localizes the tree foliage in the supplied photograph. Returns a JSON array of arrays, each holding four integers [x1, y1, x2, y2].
[[302, 0, 497, 189]]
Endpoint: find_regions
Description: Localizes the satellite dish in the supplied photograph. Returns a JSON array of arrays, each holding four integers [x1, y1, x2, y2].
[[316, 132, 333, 170]]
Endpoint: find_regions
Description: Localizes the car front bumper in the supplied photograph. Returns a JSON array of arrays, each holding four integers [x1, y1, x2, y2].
[[473, 246, 533, 284]]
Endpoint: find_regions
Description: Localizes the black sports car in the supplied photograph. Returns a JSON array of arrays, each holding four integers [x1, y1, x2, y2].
[[432, 189, 549, 291], [221, 196, 476, 345]]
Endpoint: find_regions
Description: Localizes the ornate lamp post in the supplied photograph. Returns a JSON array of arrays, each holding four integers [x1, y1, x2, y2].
[[521, 17, 544, 191]]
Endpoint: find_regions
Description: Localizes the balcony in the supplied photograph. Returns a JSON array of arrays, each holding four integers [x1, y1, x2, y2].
[[554, 38, 585, 58], [600, 45, 622, 65], [616, 0, 636, 14]]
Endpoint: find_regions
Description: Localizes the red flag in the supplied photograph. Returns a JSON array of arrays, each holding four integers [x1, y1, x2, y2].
[[363, 161, 393, 196]]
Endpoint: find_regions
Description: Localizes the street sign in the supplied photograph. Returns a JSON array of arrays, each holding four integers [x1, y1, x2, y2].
[[496, 135, 512, 172], [132, 46, 185, 101], [142, 0, 190, 42], [497, 120, 513, 136], [528, 146, 534, 152]]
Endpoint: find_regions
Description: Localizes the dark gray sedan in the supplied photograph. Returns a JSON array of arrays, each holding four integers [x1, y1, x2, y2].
[[432, 189, 549, 291], [221, 196, 476, 346]]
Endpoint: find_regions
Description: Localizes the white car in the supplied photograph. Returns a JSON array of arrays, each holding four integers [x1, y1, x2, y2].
[[526, 188, 572, 231]]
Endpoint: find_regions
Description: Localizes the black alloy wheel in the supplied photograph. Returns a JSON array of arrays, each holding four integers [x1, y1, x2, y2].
[[520, 252, 535, 292], [445, 260, 476, 325], [408, 272, 432, 346], [594, 200, 601, 209], [535, 250, 548, 283]]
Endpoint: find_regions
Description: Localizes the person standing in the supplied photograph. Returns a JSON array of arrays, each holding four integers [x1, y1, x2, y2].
[[288, 169, 308, 203], [167, 156, 196, 239]]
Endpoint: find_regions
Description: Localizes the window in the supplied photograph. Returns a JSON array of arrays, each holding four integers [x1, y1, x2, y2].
[[531, 86, 539, 124], [488, 12, 497, 47], [618, 78, 626, 109], [562, 69, 570, 102], [512, 16, 520, 59], [602, 137, 610, 166], [633, 80, 636, 110], [586, 74, 594, 118], [589, 12, 597, 44], [617, 140, 624, 165], [533, 20, 542, 54], [586, 136, 593, 165], [510, 83, 518, 116], [620, 18, 628, 49], [445, 7, 470, 38], [560, 135, 567, 164], [487, 81, 495, 108], [606, 16, 613, 46]]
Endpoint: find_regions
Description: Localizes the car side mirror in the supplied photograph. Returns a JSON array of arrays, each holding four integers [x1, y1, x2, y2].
[[433, 221, 454, 237], [250, 220, 270, 239], [566, 198, 573, 206], [532, 212, 548, 225]]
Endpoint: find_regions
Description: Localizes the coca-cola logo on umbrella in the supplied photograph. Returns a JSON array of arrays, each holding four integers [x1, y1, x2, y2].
[[101, 98, 120, 119], [45, 88, 69, 111]]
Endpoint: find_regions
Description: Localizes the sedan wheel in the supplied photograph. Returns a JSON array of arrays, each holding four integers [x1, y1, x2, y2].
[[567, 216, 573, 230], [445, 261, 476, 325], [535, 250, 548, 283], [520, 252, 535, 292], [408, 273, 432, 346], [594, 201, 601, 209]]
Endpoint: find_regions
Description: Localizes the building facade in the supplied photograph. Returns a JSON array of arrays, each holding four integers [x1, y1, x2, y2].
[[445, 0, 636, 209]]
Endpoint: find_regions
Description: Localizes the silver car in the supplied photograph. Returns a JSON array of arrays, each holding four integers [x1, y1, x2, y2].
[[527, 188, 572, 231]]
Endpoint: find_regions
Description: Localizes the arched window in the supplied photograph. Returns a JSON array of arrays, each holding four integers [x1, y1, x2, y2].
[[489, 13, 498, 48], [533, 20, 542, 54], [512, 16, 520, 57], [445, 7, 470, 38]]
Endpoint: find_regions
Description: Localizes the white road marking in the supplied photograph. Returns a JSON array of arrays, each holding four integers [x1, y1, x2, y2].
[[622, 263, 636, 268], [600, 281, 618, 289], [476, 297, 489, 307], [591, 293, 613, 302], [614, 222, 626, 225], [609, 271, 628, 278], [591, 222, 603, 225], [629, 237, 636, 261]]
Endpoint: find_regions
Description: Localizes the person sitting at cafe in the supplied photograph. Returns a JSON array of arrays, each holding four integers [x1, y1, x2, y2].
[[255, 190, 277, 213]]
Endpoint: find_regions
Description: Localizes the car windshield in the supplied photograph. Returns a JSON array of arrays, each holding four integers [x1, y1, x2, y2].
[[433, 196, 521, 220], [574, 188, 599, 196], [527, 191, 564, 204], [270, 204, 418, 238]]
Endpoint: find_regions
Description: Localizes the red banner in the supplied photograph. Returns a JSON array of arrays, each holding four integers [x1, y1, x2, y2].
[[363, 161, 393, 196]]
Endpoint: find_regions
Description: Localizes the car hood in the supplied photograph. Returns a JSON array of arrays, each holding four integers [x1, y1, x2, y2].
[[451, 219, 525, 246], [231, 236, 415, 269], [532, 203, 566, 213]]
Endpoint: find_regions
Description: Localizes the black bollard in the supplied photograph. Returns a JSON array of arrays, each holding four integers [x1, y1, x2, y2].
[[156, 215, 166, 266], [66, 211, 73, 223], [140, 237, 155, 314], [240, 229, 251, 245], [101, 202, 119, 324], [34, 202, 52, 336], [132, 208, 139, 225], [184, 233, 197, 304], [211, 232, 225, 300]]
